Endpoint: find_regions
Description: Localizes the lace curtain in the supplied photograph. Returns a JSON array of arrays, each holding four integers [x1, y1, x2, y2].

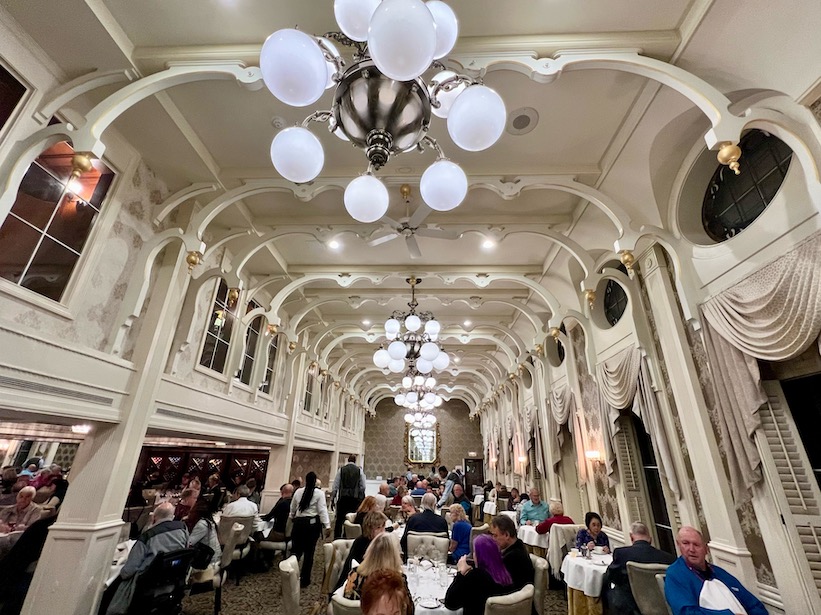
[[596, 346, 680, 498], [699, 231, 821, 504]]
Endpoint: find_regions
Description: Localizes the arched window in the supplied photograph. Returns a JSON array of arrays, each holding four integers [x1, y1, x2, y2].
[[199, 280, 235, 373], [260, 332, 279, 395], [702, 129, 793, 242], [303, 367, 317, 413], [0, 141, 114, 301], [236, 305, 263, 386], [603, 264, 629, 327]]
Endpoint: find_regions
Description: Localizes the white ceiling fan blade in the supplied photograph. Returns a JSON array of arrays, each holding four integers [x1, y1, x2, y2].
[[368, 232, 400, 247], [380, 215, 402, 228], [415, 227, 460, 240], [408, 204, 432, 228], [406, 235, 423, 259]]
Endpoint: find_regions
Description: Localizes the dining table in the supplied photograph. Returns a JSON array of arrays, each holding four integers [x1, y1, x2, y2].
[[517, 523, 548, 556], [560, 551, 612, 615], [403, 561, 463, 615]]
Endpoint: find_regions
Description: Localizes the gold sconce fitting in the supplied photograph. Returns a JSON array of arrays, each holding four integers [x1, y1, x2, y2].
[[717, 142, 742, 175], [70, 152, 94, 179], [227, 287, 240, 306], [266, 323, 278, 336], [549, 326, 561, 342], [288, 341, 297, 352], [583, 289, 596, 309], [534, 343, 544, 357], [185, 250, 202, 273], [619, 250, 635, 271]]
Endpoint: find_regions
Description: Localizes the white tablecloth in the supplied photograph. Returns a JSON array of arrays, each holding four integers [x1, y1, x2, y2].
[[517, 524, 549, 549], [560, 553, 612, 597], [404, 563, 463, 615], [482, 501, 497, 515]]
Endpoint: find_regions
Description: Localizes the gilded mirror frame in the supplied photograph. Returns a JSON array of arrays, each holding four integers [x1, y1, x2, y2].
[[404, 421, 441, 466]]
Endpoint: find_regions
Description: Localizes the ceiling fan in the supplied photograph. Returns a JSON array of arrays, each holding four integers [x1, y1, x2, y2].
[[367, 184, 461, 259]]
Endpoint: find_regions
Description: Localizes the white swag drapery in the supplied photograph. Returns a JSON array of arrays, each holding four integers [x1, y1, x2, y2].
[[595, 346, 680, 498], [700, 230, 821, 504], [546, 385, 588, 483]]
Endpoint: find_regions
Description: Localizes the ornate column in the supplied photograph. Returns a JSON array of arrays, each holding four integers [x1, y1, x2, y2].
[[23, 244, 191, 615], [638, 244, 756, 581]]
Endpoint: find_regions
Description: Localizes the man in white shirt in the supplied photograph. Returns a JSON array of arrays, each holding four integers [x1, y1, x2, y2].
[[222, 485, 263, 531]]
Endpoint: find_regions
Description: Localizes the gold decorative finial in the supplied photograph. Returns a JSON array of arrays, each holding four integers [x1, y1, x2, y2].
[[185, 250, 202, 273], [70, 152, 94, 180], [548, 326, 561, 341], [534, 343, 544, 357], [583, 288, 596, 309], [400, 184, 412, 201], [333, 380, 340, 388], [266, 323, 278, 336], [619, 250, 635, 271], [717, 142, 742, 175], [288, 341, 297, 352], [227, 287, 240, 306]]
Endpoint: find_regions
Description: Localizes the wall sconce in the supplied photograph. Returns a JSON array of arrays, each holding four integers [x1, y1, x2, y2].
[[585, 450, 603, 465], [71, 424, 92, 435], [517, 455, 527, 463]]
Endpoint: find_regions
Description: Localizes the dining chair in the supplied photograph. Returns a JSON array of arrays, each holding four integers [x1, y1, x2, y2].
[[627, 562, 671, 615], [484, 583, 534, 615], [469, 524, 489, 557], [343, 519, 362, 539], [279, 555, 300, 613], [257, 516, 292, 560], [330, 593, 363, 615], [655, 574, 673, 615], [528, 554, 548, 615], [216, 516, 255, 585], [345, 512, 357, 523], [547, 523, 584, 579], [322, 538, 356, 594], [406, 531, 449, 563]]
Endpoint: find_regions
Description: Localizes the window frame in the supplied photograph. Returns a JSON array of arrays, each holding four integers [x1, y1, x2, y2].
[[197, 279, 237, 376], [0, 58, 31, 148], [235, 303, 263, 387], [259, 331, 280, 396]]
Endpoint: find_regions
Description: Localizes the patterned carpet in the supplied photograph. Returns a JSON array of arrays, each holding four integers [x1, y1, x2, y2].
[[183, 542, 569, 615]]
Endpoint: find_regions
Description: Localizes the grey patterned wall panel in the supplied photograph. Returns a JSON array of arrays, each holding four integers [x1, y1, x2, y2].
[[363, 398, 482, 480], [290, 448, 333, 488]]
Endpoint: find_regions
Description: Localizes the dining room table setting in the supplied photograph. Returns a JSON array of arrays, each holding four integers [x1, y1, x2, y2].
[[560, 546, 612, 615], [403, 557, 463, 615]]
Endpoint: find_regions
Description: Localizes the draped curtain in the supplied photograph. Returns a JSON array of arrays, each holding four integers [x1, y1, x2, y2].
[[547, 385, 577, 469], [699, 230, 821, 504], [596, 346, 680, 498]]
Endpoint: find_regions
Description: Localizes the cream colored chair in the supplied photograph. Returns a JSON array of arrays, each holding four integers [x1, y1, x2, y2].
[[547, 523, 584, 579], [345, 512, 357, 523], [331, 593, 363, 615], [321, 538, 356, 595], [257, 516, 292, 559], [484, 583, 534, 615], [406, 531, 449, 563], [627, 562, 672, 615], [470, 523, 489, 557], [343, 519, 362, 539], [216, 516, 254, 585], [656, 574, 673, 615], [529, 553, 548, 615], [279, 555, 300, 613]]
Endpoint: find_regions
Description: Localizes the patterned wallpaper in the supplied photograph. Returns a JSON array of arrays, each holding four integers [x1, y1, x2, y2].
[[291, 448, 333, 488], [570, 326, 622, 531], [363, 398, 482, 481]]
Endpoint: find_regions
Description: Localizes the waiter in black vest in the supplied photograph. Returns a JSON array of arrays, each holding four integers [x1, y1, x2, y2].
[[331, 454, 367, 539]]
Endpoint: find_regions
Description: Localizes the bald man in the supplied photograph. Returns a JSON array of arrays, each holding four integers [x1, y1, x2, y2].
[[664, 526, 768, 615]]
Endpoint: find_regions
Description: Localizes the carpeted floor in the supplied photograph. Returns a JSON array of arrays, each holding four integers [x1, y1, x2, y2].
[[183, 542, 569, 615]]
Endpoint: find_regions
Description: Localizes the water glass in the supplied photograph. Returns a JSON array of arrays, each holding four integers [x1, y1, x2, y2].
[[438, 562, 448, 587]]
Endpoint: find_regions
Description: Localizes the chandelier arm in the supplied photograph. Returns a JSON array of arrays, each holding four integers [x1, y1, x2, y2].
[[316, 36, 347, 82], [428, 73, 480, 109], [321, 31, 368, 60], [420, 136, 446, 160], [300, 110, 333, 128]]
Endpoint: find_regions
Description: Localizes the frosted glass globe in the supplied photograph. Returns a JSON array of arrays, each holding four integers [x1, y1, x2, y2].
[[344, 175, 389, 223], [388, 359, 406, 373], [385, 318, 401, 336], [404, 413, 415, 423], [404, 314, 422, 332], [429, 71, 466, 119], [395, 393, 406, 405], [407, 391, 419, 404], [368, 0, 436, 81], [426, 1, 458, 59], [424, 392, 436, 404], [420, 341, 440, 361], [334, 0, 381, 42], [260, 29, 327, 107], [447, 85, 506, 151], [424, 319, 441, 336], [414, 412, 423, 421], [434, 396, 443, 407], [414, 375, 425, 386], [373, 348, 391, 368], [432, 351, 450, 371], [427, 414, 437, 424], [425, 377, 436, 388], [270, 127, 324, 183], [420, 159, 467, 211], [388, 340, 408, 360], [416, 358, 433, 373], [402, 376, 413, 388]]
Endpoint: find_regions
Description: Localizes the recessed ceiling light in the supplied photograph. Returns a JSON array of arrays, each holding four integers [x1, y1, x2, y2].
[[214, 441, 227, 447], [362, 319, 371, 326], [463, 320, 472, 327], [482, 239, 495, 249], [454, 357, 461, 363], [328, 240, 341, 250]]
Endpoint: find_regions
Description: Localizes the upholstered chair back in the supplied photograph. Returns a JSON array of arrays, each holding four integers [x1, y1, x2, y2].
[[406, 531, 449, 563], [484, 583, 534, 615], [529, 554, 548, 615], [279, 555, 300, 613]]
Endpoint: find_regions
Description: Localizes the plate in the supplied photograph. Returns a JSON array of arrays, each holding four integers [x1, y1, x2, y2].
[[417, 598, 440, 609]]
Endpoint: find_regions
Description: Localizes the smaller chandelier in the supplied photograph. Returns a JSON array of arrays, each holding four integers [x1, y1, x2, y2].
[[372, 277, 450, 374], [395, 371, 443, 410], [405, 411, 437, 429]]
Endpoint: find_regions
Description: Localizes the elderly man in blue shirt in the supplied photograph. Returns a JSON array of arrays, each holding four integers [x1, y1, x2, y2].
[[519, 488, 550, 525]]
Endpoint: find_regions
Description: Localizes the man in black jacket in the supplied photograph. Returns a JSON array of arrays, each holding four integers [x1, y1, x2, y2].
[[400, 493, 449, 562], [602, 521, 676, 615], [331, 454, 367, 539], [490, 515, 534, 590], [261, 483, 294, 541]]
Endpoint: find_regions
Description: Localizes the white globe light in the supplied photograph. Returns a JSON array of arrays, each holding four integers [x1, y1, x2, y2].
[[368, 0, 437, 81], [388, 359, 406, 373], [424, 319, 441, 336], [429, 333, 438, 342], [424, 391, 436, 404], [334, 0, 381, 42], [260, 29, 328, 107], [425, 377, 436, 388], [396, 393, 406, 405], [394, 393, 403, 405], [385, 318, 401, 336], [434, 396, 443, 407], [416, 358, 433, 374], [388, 340, 408, 360], [415, 412, 423, 421], [420, 160, 467, 212], [373, 348, 391, 368], [270, 127, 325, 183], [426, 1, 458, 59], [429, 70, 467, 119], [404, 314, 422, 332], [405, 413, 415, 423], [420, 341, 440, 361], [447, 85, 506, 151], [402, 376, 413, 389], [432, 351, 450, 371], [407, 391, 419, 404], [411, 428, 420, 437], [344, 175, 389, 223], [413, 375, 425, 387], [428, 414, 437, 424]]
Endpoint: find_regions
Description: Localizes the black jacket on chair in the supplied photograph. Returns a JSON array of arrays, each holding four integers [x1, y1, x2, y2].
[[603, 539, 675, 615]]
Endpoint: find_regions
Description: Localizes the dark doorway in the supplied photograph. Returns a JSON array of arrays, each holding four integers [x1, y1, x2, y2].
[[463, 457, 484, 496], [781, 374, 821, 490]]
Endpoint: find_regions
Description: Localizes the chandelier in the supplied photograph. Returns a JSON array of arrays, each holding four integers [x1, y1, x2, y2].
[[372, 277, 451, 374], [258, 0, 506, 223]]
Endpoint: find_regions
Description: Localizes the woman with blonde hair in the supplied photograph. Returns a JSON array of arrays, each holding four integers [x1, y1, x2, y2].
[[334, 511, 387, 592], [354, 495, 379, 525], [399, 495, 416, 522], [343, 533, 412, 613], [448, 503, 472, 562]]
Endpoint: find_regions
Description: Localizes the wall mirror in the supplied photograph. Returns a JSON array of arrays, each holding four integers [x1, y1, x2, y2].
[[405, 423, 440, 465]]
